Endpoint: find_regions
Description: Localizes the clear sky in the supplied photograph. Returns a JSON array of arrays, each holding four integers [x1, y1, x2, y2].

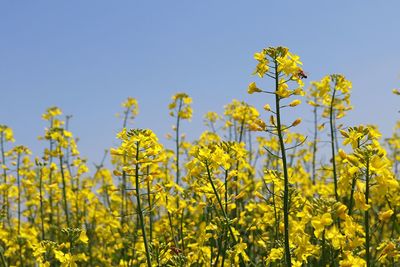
[[1, 1, 399, 164]]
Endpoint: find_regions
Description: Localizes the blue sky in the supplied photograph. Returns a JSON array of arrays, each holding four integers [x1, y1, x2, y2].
[[1, 1, 399, 164]]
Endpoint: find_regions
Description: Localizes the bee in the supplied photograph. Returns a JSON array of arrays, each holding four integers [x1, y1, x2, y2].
[[297, 69, 308, 79], [170, 246, 182, 255]]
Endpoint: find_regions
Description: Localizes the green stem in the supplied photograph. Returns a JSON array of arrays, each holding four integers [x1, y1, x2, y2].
[[121, 169, 127, 226], [320, 230, 326, 266], [391, 206, 397, 239], [16, 153, 21, 235], [175, 99, 182, 186], [274, 59, 292, 267], [122, 107, 131, 128], [0, 134, 10, 227], [16, 152, 23, 267], [365, 157, 370, 267], [135, 141, 152, 266], [38, 167, 45, 240], [348, 176, 356, 216], [166, 200, 179, 249], [329, 88, 339, 202], [348, 140, 360, 216], [59, 155, 70, 228], [175, 99, 183, 246], [220, 230, 229, 267], [0, 247, 6, 267], [205, 163, 245, 267], [48, 153, 55, 239], [224, 169, 228, 214], [311, 99, 318, 185], [146, 168, 153, 243], [272, 182, 279, 244], [180, 208, 185, 252]]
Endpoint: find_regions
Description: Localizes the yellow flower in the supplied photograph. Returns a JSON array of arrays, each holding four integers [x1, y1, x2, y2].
[[263, 104, 271, 111], [247, 82, 262, 94], [291, 118, 302, 127], [289, 99, 301, 107], [254, 51, 266, 61], [0, 125, 15, 142], [42, 106, 62, 120], [339, 252, 366, 267], [267, 247, 284, 263], [276, 82, 291, 98], [311, 213, 333, 238], [336, 203, 348, 220], [354, 191, 370, 211], [79, 231, 89, 244], [326, 226, 345, 249], [169, 92, 193, 120], [378, 209, 394, 222]]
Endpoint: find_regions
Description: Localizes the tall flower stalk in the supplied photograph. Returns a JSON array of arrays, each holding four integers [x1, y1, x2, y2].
[[248, 46, 306, 267], [0, 125, 14, 227], [309, 75, 352, 203], [111, 128, 163, 266], [168, 93, 192, 187]]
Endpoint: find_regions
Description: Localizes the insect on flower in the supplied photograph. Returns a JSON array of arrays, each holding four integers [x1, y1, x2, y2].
[[170, 246, 183, 255], [297, 69, 308, 79]]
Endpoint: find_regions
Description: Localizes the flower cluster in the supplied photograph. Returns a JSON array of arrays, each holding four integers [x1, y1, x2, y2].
[[0, 47, 399, 267]]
